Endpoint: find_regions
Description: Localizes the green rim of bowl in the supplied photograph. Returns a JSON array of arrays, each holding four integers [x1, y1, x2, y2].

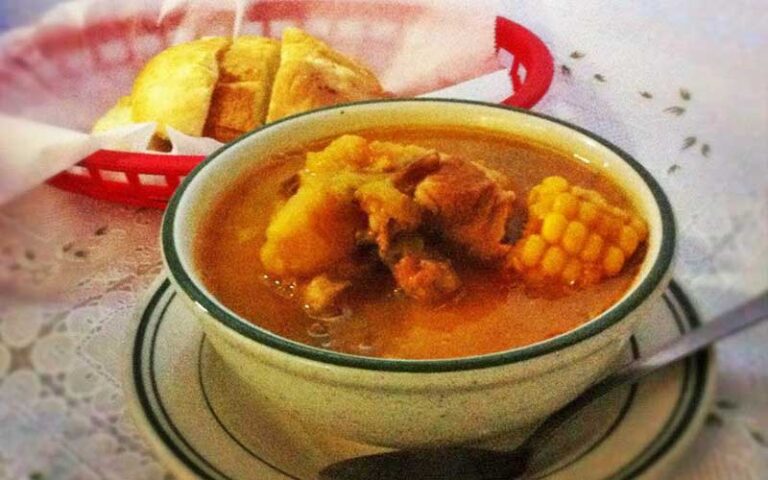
[[162, 99, 676, 373]]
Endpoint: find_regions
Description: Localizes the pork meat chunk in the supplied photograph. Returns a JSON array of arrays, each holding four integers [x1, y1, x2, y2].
[[414, 158, 516, 262]]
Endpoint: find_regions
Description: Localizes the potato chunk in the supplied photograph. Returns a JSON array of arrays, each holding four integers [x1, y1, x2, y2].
[[305, 134, 433, 174], [260, 181, 364, 278]]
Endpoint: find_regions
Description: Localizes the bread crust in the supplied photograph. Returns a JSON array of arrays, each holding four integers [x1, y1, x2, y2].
[[92, 29, 386, 143], [204, 36, 281, 141], [131, 37, 229, 139], [266, 27, 385, 122], [91, 96, 133, 133]]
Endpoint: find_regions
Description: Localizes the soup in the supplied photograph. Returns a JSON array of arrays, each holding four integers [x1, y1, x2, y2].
[[196, 127, 647, 359]]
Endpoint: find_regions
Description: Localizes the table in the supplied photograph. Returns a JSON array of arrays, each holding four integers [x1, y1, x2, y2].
[[1, 1, 766, 478]]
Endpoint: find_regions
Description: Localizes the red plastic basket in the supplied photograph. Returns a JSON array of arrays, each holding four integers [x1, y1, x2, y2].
[[45, 15, 553, 209]]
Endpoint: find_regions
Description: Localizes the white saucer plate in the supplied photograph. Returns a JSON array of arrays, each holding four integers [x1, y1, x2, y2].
[[124, 277, 715, 480]]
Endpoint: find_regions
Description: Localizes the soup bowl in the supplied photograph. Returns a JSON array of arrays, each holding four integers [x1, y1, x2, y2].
[[162, 99, 675, 448]]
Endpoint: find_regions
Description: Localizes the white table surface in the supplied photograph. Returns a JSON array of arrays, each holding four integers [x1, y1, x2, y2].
[[0, 1, 766, 479]]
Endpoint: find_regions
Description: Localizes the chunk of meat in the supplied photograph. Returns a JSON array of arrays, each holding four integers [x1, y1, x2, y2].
[[471, 160, 515, 190], [391, 152, 441, 194], [367, 140, 436, 173], [392, 254, 461, 302], [261, 135, 431, 281], [414, 158, 516, 262], [381, 235, 461, 302], [303, 275, 351, 314]]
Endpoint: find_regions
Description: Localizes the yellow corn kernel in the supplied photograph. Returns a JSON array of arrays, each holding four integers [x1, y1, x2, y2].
[[520, 234, 547, 267], [553, 192, 580, 219], [541, 246, 567, 276], [530, 195, 555, 219], [618, 225, 640, 255], [582, 264, 603, 286], [572, 186, 607, 206], [596, 215, 622, 239], [562, 258, 582, 284], [527, 186, 541, 205], [603, 246, 625, 276], [542, 212, 568, 243], [578, 201, 599, 226], [580, 233, 604, 262], [541, 176, 569, 193], [610, 205, 630, 221], [529, 202, 547, 219], [511, 177, 647, 287], [630, 216, 648, 240], [562, 221, 588, 254]]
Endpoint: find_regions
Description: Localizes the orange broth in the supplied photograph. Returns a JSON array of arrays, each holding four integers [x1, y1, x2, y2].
[[195, 127, 643, 359]]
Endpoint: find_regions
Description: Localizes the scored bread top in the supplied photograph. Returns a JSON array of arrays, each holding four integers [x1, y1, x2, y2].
[[91, 29, 387, 144], [131, 37, 229, 140], [266, 27, 386, 123], [204, 36, 281, 142]]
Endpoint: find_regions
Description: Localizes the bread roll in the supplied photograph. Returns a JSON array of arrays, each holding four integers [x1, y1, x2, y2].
[[91, 29, 386, 144], [204, 36, 281, 142], [131, 37, 228, 139], [266, 27, 386, 122], [91, 96, 133, 133]]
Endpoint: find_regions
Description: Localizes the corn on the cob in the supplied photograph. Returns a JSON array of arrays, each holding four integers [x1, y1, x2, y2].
[[509, 176, 648, 286]]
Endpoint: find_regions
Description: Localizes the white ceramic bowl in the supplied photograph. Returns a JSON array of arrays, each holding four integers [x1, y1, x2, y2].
[[162, 99, 675, 449]]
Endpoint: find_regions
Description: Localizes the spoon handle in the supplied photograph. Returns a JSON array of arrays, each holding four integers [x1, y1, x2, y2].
[[598, 290, 768, 393], [522, 290, 768, 462]]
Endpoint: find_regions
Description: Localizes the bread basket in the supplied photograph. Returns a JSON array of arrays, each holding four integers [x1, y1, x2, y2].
[[0, 1, 553, 208]]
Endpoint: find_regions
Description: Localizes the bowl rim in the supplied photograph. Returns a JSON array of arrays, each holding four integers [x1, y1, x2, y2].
[[162, 98, 676, 373]]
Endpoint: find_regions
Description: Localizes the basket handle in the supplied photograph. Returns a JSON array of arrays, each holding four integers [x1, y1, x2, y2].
[[79, 149, 205, 173], [495, 16, 554, 109]]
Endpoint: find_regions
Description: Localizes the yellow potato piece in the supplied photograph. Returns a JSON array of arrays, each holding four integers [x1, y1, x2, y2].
[[260, 180, 363, 278], [305, 134, 372, 173]]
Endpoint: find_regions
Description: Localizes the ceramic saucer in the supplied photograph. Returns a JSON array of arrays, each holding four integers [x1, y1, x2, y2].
[[124, 277, 715, 480]]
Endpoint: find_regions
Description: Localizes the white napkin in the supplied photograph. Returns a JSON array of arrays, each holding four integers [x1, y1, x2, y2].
[[0, 115, 158, 204]]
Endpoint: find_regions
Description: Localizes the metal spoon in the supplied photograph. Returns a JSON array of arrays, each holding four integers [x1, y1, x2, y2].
[[320, 291, 768, 480]]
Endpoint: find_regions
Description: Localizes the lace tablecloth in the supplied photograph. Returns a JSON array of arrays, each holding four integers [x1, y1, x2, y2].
[[1, 0, 767, 479]]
